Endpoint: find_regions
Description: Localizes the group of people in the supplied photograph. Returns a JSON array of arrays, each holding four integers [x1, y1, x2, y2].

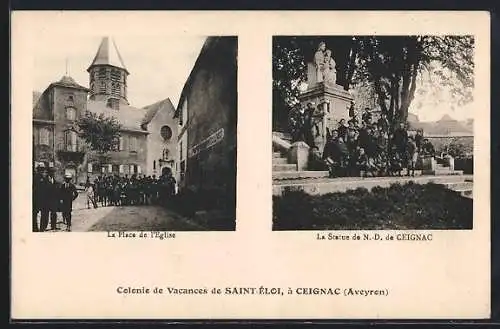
[[32, 163, 178, 232], [288, 102, 436, 178], [321, 111, 436, 178], [84, 172, 177, 209], [32, 164, 78, 232]]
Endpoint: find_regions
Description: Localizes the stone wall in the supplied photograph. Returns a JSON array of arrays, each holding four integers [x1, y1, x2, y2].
[[181, 37, 237, 213]]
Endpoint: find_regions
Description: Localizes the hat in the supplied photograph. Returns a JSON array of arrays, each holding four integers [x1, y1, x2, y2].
[[64, 173, 73, 179]]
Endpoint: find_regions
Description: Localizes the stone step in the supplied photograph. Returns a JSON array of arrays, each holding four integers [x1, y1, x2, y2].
[[423, 169, 464, 176], [273, 152, 282, 159], [273, 164, 297, 172], [272, 157, 288, 165], [272, 170, 330, 181], [272, 174, 473, 196]]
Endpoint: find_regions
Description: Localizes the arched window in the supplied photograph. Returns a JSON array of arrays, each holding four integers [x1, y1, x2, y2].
[[66, 107, 76, 121], [39, 127, 50, 145]]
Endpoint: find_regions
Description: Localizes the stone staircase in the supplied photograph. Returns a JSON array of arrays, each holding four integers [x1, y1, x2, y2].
[[272, 150, 329, 181], [271, 131, 472, 199], [423, 162, 464, 176]]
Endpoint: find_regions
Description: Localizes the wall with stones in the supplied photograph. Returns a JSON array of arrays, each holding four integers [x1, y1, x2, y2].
[[182, 37, 237, 212]]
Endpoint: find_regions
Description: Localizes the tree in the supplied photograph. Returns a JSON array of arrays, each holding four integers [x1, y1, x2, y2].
[[273, 35, 474, 133], [353, 35, 474, 129], [76, 111, 122, 154]]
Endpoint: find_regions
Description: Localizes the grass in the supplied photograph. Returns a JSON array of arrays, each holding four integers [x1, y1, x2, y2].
[[273, 182, 473, 230]]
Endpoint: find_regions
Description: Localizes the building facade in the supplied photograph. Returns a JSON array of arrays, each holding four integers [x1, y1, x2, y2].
[[174, 36, 237, 215], [33, 37, 177, 184]]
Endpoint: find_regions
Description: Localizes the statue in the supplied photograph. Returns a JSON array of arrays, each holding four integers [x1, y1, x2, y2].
[[314, 42, 326, 83], [323, 49, 337, 86], [313, 42, 337, 86]]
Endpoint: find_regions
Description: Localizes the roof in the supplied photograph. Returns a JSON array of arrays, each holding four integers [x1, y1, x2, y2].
[[141, 98, 175, 127], [87, 37, 128, 74], [86, 100, 148, 132], [49, 75, 89, 91]]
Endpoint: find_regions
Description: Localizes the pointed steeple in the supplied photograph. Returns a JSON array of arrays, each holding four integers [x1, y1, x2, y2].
[[87, 36, 129, 105], [87, 37, 128, 73]]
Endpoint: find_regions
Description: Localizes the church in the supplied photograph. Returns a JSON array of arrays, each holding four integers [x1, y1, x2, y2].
[[32, 37, 179, 184]]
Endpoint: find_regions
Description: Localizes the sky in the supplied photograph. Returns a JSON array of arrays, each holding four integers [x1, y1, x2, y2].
[[32, 34, 474, 122], [33, 35, 207, 108]]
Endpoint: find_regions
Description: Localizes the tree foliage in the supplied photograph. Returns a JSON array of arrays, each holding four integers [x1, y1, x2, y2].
[[273, 35, 474, 132], [76, 111, 122, 154]]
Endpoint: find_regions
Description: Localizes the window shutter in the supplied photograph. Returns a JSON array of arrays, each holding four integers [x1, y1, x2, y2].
[[130, 164, 134, 174], [119, 137, 124, 151], [137, 165, 142, 174], [108, 164, 112, 173], [119, 164, 124, 173], [101, 166, 106, 173], [88, 163, 93, 173]]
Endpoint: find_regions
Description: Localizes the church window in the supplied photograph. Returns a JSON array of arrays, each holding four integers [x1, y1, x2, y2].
[[99, 81, 106, 93], [111, 69, 121, 81], [98, 68, 106, 79], [160, 125, 173, 141], [66, 107, 76, 121], [39, 127, 50, 146]]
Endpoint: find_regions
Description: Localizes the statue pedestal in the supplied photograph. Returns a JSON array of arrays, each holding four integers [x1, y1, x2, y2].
[[298, 82, 353, 154], [288, 141, 310, 171], [421, 156, 437, 173]]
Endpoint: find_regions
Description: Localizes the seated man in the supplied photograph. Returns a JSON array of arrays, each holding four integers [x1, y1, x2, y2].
[[356, 147, 377, 178], [322, 132, 341, 178], [389, 151, 404, 177]]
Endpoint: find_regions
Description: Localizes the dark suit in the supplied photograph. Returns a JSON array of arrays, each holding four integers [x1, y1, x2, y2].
[[33, 173, 53, 232], [60, 182, 78, 229]]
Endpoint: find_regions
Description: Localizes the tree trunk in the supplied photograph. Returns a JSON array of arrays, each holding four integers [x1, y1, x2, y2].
[[344, 41, 358, 90]]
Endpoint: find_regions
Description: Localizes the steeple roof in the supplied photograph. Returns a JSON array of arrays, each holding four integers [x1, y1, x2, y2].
[[87, 37, 128, 73]]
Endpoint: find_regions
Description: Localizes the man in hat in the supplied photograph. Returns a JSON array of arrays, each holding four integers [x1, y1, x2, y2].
[[46, 166, 61, 230], [33, 163, 53, 232], [32, 163, 45, 232], [60, 173, 78, 231]]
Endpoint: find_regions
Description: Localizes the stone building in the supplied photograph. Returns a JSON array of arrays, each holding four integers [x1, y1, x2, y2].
[[174, 36, 237, 215], [32, 37, 178, 183]]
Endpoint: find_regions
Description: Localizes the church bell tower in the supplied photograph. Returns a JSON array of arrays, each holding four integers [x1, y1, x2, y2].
[[87, 37, 129, 108]]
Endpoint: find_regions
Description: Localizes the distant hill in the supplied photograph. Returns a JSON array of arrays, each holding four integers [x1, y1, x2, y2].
[[408, 114, 473, 136]]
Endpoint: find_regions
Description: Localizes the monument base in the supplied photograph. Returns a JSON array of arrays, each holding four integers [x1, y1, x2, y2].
[[298, 82, 354, 155]]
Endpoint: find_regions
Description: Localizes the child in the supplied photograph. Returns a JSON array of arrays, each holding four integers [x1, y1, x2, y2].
[[85, 182, 98, 209]]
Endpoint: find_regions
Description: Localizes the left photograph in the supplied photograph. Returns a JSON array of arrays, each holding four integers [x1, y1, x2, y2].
[[32, 35, 238, 232]]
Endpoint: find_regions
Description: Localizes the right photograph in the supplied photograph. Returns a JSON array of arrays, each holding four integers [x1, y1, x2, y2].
[[272, 35, 474, 231]]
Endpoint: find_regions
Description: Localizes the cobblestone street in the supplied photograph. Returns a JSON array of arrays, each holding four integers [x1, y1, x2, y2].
[[36, 192, 206, 232]]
